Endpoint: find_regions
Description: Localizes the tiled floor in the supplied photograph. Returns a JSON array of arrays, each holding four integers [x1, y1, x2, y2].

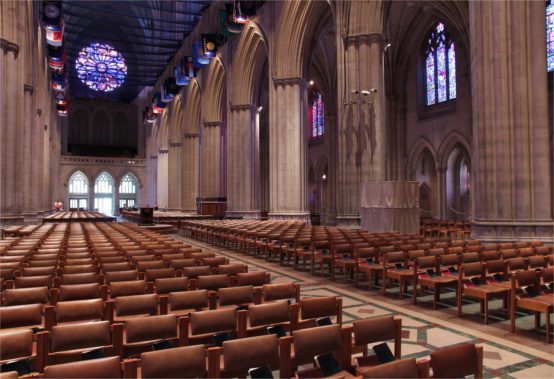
[[176, 235, 554, 379]]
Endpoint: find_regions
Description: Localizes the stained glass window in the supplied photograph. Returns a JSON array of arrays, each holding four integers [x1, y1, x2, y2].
[[309, 89, 324, 137], [68, 171, 88, 194], [425, 23, 456, 106], [546, 0, 554, 71], [75, 43, 127, 92]]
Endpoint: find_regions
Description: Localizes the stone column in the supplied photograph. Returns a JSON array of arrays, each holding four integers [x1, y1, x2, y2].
[[226, 104, 262, 218], [21, 84, 35, 222], [470, 1, 553, 242], [200, 121, 224, 199], [167, 142, 183, 210], [182, 134, 198, 212], [268, 77, 309, 221], [336, 32, 394, 228], [157, 149, 169, 209], [0, 39, 19, 220]]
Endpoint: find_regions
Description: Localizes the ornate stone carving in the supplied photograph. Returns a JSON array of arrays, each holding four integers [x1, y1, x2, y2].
[[0, 38, 20, 57], [230, 104, 256, 112], [169, 142, 182, 148], [158, 149, 169, 155], [272, 76, 306, 88], [184, 133, 199, 139], [24, 84, 34, 94], [203, 121, 223, 128], [346, 33, 385, 47]]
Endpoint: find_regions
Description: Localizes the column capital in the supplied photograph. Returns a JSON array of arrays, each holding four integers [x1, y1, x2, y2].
[[230, 103, 256, 112], [347, 32, 385, 47], [24, 84, 34, 95], [150, 155, 158, 160], [0, 38, 19, 57], [169, 142, 182, 148], [203, 120, 223, 128], [272, 76, 306, 88], [184, 132, 199, 139], [158, 149, 169, 155]]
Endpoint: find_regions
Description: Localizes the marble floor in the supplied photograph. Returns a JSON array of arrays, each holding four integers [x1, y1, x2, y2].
[[175, 235, 554, 379]]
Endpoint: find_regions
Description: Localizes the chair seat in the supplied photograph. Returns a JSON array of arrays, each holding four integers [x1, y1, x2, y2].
[[419, 275, 457, 286], [517, 296, 554, 312], [463, 284, 508, 297]]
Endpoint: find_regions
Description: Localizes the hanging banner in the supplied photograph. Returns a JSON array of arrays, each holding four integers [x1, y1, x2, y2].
[[54, 90, 67, 105], [45, 21, 64, 46], [56, 103, 68, 116], [200, 34, 218, 59], [193, 41, 210, 67], [51, 70, 66, 90], [220, 3, 242, 35], [48, 45, 65, 70], [175, 57, 191, 86], [42, 1, 63, 29], [152, 93, 166, 114]]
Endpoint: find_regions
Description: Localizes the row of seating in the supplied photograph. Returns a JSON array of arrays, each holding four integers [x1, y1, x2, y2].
[[1, 312, 484, 379], [181, 219, 554, 342]]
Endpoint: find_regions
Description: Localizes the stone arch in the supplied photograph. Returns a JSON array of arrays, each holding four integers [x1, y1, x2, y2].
[[347, 0, 387, 35], [113, 111, 129, 146], [92, 110, 110, 145], [70, 108, 89, 145], [169, 95, 185, 143], [437, 131, 471, 170], [184, 79, 201, 135], [92, 168, 117, 185], [231, 22, 269, 105], [274, 0, 334, 78], [202, 57, 227, 122], [66, 169, 92, 189], [408, 137, 438, 178]]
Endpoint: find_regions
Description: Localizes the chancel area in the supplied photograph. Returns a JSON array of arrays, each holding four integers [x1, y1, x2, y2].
[[0, 1, 553, 378]]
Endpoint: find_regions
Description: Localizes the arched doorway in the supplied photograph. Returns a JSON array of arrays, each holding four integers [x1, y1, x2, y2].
[[413, 148, 437, 218], [94, 171, 115, 215], [446, 144, 471, 220], [119, 173, 139, 209], [68, 171, 89, 210]]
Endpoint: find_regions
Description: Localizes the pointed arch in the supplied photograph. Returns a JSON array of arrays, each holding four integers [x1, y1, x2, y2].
[[202, 57, 227, 122], [275, 0, 334, 78], [231, 22, 268, 105], [184, 79, 201, 135], [437, 131, 471, 169], [408, 137, 437, 177]]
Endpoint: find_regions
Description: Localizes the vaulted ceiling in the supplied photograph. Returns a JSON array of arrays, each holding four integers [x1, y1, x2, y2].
[[59, 0, 211, 102]]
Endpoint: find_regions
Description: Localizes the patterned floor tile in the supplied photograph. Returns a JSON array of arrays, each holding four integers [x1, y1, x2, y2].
[[508, 364, 554, 379], [426, 327, 473, 348], [481, 343, 529, 370]]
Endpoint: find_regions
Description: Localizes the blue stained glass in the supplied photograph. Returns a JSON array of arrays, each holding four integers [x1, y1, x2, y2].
[[310, 91, 324, 137], [437, 44, 447, 102], [312, 100, 318, 137], [425, 22, 456, 106], [448, 43, 456, 99], [75, 43, 127, 92], [426, 54, 436, 105], [546, 0, 554, 71]]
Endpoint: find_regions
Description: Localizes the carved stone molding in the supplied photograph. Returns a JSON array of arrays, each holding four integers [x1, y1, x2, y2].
[[150, 155, 158, 160], [36, 108, 42, 116], [24, 84, 34, 94], [230, 104, 256, 112], [347, 32, 385, 47], [203, 121, 223, 128], [184, 133, 199, 139], [169, 142, 182, 148], [0, 38, 20, 57], [272, 76, 306, 88], [158, 149, 169, 155]]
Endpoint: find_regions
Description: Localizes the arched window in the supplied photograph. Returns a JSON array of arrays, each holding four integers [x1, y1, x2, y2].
[[546, 0, 554, 71], [309, 88, 324, 137], [68, 171, 89, 210], [94, 171, 115, 215], [425, 22, 456, 106], [69, 171, 88, 194], [119, 173, 139, 209]]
